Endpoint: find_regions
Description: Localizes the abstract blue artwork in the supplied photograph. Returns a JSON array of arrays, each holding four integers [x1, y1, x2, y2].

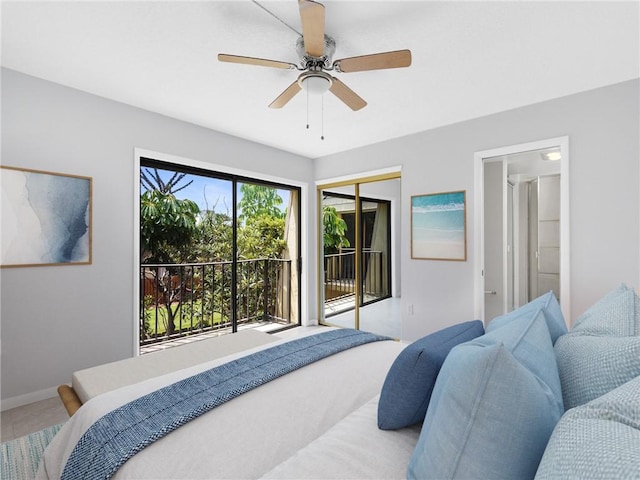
[[411, 190, 466, 261], [1, 166, 92, 267]]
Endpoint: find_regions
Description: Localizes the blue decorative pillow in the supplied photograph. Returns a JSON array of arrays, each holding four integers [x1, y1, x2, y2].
[[554, 334, 640, 410], [553, 284, 640, 410], [535, 376, 640, 479], [377, 320, 484, 430], [408, 309, 563, 480], [487, 290, 567, 344], [572, 284, 638, 336], [481, 308, 563, 405]]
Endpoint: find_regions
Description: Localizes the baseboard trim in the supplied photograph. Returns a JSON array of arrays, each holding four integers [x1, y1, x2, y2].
[[1, 385, 61, 411]]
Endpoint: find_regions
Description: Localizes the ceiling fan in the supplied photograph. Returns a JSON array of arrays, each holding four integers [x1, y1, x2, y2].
[[218, 0, 412, 111]]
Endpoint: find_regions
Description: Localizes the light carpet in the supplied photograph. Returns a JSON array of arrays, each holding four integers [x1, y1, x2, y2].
[[1, 424, 63, 480]]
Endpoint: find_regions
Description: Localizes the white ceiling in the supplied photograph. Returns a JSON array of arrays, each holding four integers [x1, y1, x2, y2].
[[2, 1, 638, 159]]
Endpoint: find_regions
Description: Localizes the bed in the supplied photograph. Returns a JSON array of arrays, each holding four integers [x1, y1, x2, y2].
[[37, 327, 418, 479], [37, 285, 640, 479]]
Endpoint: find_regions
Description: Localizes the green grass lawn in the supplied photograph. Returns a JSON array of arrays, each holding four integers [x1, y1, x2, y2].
[[143, 301, 228, 335]]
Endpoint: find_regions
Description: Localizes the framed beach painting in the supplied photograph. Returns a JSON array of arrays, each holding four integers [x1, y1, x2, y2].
[[411, 190, 466, 261], [1, 166, 92, 267]]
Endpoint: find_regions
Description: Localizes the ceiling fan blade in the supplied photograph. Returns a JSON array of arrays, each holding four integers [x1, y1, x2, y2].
[[299, 0, 325, 57], [334, 49, 412, 73], [329, 77, 367, 111], [218, 54, 297, 70], [269, 81, 302, 109]]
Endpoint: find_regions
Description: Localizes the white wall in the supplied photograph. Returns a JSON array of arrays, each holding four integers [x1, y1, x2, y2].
[[315, 79, 640, 342], [0, 68, 315, 406], [2, 68, 638, 406]]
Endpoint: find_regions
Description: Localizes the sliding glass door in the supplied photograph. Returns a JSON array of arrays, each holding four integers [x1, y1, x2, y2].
[[318, 171, 399, 336], [321, 191, 391, 320], [139, 158, 301, 351], [235, 181, 300, 329]]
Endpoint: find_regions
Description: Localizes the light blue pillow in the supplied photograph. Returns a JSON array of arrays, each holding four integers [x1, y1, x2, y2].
[[535, 376, 640, 479], [481, 308, 563, 404], [554, 334, 640, 409], [377, 320, 484, 430], [572, 284, 638, 336], [572, 283, 627, 328], [487, 290, 567, 344], [408, 309, 563, 479]]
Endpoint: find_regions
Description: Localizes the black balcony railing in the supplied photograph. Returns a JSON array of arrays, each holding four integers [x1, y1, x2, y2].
[[140, 258, 292, 346], [324, 249, 388, 315]]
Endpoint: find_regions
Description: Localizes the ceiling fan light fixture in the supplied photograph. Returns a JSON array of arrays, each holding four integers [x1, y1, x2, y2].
[[298, 71, 332, 95]]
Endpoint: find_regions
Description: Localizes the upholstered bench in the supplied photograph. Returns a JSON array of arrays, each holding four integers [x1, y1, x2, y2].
[[58, 329, 277, 415]]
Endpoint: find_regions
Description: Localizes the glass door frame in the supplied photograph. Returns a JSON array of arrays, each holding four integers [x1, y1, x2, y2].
[[135, 152, 302, 353], [317, 170, 401, 329], [321, 190, 392, 319]]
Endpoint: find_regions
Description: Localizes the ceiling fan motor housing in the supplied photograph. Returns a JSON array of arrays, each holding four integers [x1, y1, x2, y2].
[[296, 35, 335, 69]]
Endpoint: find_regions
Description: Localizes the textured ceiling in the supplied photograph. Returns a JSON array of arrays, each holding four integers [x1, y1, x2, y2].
[[2, 1, 638, 159]]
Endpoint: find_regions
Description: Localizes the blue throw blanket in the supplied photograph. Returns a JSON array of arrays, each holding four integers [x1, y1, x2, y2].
[[61, 328, 389, 480]]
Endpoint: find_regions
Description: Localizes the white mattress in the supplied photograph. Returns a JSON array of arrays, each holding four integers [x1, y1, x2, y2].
[[261, 395, 421, 479], [38, 331, 407, 479]]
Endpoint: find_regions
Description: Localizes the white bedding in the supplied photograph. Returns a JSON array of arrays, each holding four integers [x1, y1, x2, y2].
[[261, 395, 421, 480], [38, 330, 408, 479]]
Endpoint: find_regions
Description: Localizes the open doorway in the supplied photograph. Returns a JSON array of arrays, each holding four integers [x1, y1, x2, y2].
[[474, 138, 570, 324]]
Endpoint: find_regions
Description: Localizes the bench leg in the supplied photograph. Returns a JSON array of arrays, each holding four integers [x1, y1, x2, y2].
[[57, 384, 82, 417]]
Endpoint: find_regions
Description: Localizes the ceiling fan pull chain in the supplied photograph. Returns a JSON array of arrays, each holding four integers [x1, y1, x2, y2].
[[321, 95, 325, 140], [306, 87, 310, 130]]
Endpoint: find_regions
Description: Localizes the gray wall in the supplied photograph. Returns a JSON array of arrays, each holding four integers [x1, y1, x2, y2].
[[315, 79, 640, 341], [1, 68, 315, 406], [2, 67, 639, 406]]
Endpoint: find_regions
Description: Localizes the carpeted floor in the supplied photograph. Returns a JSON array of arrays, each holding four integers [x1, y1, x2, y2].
[[0, 423, 63, 480]]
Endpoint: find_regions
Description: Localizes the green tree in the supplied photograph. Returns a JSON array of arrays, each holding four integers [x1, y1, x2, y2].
[[140, 175, 292, 339], [323, 205, 350, 254], [238, 184, 284, 223], [140, 167, 193, 194], [237, 214, 286, 260], [192, 210, 233, 262], [235, 213, 286, 322], [140, 189, 200, 262], [140, 189, 200, 338], [189, 210, 234, 327], [235, 185, 286, 323]]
